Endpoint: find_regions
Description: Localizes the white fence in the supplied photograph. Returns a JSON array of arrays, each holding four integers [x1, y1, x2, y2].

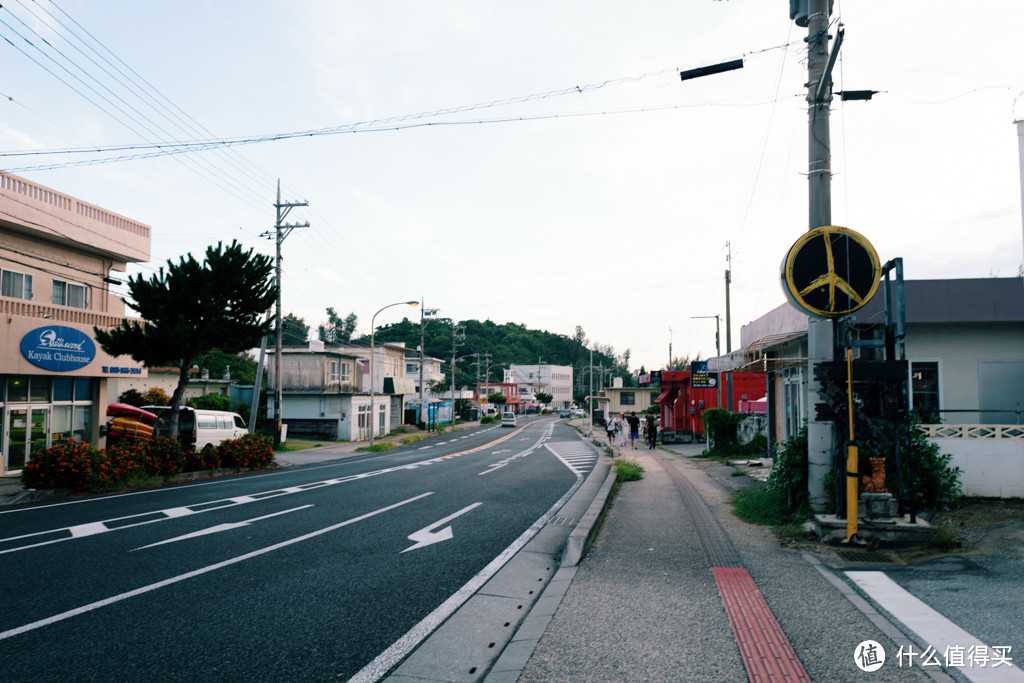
[[917, 424, 1024, 499]]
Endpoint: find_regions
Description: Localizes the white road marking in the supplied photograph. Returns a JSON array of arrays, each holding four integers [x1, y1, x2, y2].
[[401, 503, 482, 553], [0, 493, 432, 642], [846, 571, 1024, 682], [348, 457, 583, 683], [134, 505, 313, 550]]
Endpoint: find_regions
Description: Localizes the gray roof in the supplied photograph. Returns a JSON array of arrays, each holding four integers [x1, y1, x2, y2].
[[741, 277, 1024, 350], [856, 277, 1024, 325]]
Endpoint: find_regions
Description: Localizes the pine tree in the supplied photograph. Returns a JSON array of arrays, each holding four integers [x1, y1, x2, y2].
[[94, 240, 277, 438]]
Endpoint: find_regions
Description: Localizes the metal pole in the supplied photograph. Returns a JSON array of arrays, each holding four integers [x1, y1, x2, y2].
[[369, 300, 418, 447]]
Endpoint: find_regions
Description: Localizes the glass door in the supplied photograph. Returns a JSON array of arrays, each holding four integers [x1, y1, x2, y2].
[[4, 407, 50, 472]]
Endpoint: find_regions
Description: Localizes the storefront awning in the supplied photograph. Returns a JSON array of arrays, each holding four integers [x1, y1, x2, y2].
[[654, 387, 677, 404]]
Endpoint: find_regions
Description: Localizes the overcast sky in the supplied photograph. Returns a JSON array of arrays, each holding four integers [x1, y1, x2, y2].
[[3, 1, 1024, 373]]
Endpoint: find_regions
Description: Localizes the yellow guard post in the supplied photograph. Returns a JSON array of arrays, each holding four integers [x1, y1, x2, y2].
[[846, 348, 858, 541]]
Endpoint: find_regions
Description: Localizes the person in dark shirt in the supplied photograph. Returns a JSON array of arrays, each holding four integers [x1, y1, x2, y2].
[[626, 412, 641, 449], [644, 415, 657, 449]]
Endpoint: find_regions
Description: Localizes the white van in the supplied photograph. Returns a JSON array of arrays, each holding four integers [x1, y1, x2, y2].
[[145, 406, 248, 449]]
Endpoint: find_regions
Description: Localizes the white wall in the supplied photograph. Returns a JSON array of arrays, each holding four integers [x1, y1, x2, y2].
[[936, 439, 1024, 498]]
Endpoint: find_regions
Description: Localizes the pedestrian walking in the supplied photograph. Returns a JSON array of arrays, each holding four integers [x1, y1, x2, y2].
[[617, 413, 629, 446], [645, 415, 658, 449], [626, 411, 641, 449], [605, 413, 618, 447]]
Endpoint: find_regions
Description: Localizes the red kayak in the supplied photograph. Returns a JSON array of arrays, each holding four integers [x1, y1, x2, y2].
[[106, 403, 157, 425]]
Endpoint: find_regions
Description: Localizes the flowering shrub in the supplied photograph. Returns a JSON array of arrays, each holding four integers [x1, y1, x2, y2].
[[218, 433, 274, 469], [137, 437, 186, 477], [185, 443, 221, 472], [22, 439, 99, 491], [99, 439, 149, 489]]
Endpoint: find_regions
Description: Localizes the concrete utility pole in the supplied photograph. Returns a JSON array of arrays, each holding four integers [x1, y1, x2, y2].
[[268, 180, 308, 450], [418, 300, 439, 409], [802, 0, 841, 510], [725, 241, 733, 410]]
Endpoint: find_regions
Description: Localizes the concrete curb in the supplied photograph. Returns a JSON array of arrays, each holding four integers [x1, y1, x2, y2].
[[560, 467, 617, 567]]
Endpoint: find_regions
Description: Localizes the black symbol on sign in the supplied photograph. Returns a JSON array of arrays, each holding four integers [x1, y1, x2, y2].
[[783, 226, 879, 317]]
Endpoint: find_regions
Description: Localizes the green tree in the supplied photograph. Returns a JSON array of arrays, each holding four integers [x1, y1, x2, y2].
[[187, 394, 231, 411], [282, 313, 310, 345], [535, 391, 553, 406], [94, 240, 276, 438], [487, 392, 508, 406], [192, 348, 258, 385], [319, 308, 358, 344]]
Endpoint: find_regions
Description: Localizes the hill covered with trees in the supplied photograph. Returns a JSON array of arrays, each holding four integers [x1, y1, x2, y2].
[[354, 318, 633, 399]]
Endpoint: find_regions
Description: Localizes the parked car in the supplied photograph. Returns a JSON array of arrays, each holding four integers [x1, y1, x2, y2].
[[570, 408, 584, 418], [500, 411, 517, 428], [145, 406, 248, 449], [559, 409, 571, 419]]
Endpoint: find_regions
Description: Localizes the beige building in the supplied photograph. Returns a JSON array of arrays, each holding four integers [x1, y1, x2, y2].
[[1, 172, 150, 474], [603, 379, 655, 416]]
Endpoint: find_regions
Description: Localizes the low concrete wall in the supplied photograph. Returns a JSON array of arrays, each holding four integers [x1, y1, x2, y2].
[[933, 438, 1024, 498]]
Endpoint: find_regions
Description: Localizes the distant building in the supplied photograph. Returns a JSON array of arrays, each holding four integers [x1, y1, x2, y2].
[[1, 172, 150, 474], [507, 364, 573, 409]]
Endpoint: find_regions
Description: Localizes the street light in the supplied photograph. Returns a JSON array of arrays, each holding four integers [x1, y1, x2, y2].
[[370, 300, 418, 447]]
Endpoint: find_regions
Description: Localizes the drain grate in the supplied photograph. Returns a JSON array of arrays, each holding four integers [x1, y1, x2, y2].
[[836, 549, 892, 563]]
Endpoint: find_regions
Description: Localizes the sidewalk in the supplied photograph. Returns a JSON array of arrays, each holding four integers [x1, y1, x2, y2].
[[509, 444, 933, 682]]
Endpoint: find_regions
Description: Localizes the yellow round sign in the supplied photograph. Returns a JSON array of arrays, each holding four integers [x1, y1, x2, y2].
[[781, 225, 880, 318]]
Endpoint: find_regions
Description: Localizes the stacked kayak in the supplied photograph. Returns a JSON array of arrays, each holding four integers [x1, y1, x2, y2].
[[106, 403, 157, 443]]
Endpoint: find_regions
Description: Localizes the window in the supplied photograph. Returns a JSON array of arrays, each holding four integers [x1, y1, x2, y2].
[[340, 362, 350, 383], [620, 391, 635, 405], [406, 363, 417, 374], [1, 269, 33, 300], [52, 280, 88, 309], [329, 360, 340, 382], [911, 361, 939, 422]]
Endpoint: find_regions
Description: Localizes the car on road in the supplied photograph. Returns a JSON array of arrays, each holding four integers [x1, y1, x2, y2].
[[559, 409, 571, 419], [500, 411, 517, 428], [570, 407, 584, 418]]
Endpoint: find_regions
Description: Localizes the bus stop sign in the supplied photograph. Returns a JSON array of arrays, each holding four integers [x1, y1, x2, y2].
[[781, 225, 880, 318]]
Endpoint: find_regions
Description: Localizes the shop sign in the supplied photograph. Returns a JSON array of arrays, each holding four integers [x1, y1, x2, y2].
[[690, 361, 717, 389], [20, 325, 96, 372]]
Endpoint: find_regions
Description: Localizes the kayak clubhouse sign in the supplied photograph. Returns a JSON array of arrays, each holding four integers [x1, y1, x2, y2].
[[20, 325, 97, 372]]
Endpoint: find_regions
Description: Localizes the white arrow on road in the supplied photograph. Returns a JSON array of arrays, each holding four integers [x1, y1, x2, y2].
[[134, 505, 313, 550], [401, 503, 482, 553]]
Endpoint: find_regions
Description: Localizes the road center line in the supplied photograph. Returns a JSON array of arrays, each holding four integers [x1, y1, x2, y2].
[[0, 492, 433, 642]]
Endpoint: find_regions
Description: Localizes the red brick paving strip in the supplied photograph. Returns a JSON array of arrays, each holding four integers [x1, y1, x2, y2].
[[713, 567, 813, 682]]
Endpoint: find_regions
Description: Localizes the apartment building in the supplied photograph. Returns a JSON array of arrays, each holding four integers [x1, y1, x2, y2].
[[1, 172, 150, 474]]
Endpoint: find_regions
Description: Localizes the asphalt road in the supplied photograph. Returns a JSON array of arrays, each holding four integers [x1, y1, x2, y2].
[[0, 417, 594, 682]]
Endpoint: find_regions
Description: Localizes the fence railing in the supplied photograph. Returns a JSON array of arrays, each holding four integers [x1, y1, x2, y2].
[[916, 424, 1024, 440], [1, 299, 130, 329]]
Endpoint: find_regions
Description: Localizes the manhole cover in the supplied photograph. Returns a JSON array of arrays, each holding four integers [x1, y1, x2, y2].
[[836, 549, 892, 563]]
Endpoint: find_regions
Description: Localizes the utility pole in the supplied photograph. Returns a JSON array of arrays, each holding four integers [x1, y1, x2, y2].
[[418, 300, 439, 411], [725, 241, 733, 410], [668, 326, 672, 370], [450, 323, 465, 423], [265, 180, 308, 450], [802, 0, 842, 511]]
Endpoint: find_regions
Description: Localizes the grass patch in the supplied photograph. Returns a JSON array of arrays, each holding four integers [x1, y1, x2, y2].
[[927, 520, 962, 550], [614, 458, 644, 482], [401, 434, 424, 445], [733, 488, 792, 526], [275, 439, 327, 453], [356, 442, 397, 453]]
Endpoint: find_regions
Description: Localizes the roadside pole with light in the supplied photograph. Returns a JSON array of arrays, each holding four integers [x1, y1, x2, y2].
[[369, 300, 418, 448]]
